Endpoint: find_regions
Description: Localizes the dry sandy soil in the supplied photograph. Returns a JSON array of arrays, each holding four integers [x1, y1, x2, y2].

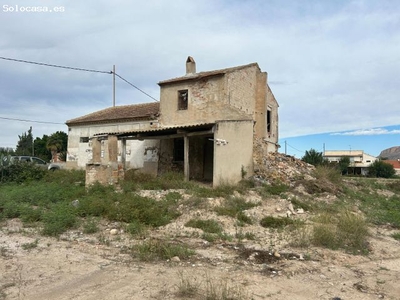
[[1, 189, 400, 300]]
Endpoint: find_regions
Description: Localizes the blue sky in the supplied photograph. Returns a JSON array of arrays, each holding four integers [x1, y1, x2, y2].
[[0, 0, 399, 153], [280, 125, 400, 158]]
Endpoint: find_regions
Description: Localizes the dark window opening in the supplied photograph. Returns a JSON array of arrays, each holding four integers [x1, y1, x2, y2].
[[173, 138, 184, 162], [80, 137, 89, 143], [266, 110, 271, 133], [178, 90, 188, 110]]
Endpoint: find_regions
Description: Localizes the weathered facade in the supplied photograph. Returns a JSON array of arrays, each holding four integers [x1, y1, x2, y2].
[[67, 57, 279, 186], [65, 103, 160, 170]]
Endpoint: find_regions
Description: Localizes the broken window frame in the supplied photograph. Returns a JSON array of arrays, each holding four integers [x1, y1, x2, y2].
[[80, 137, 89, 143], [178, 90, 188, 110]]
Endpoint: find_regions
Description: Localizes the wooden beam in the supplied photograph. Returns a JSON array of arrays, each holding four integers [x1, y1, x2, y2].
[[184, 135, 189, 181]]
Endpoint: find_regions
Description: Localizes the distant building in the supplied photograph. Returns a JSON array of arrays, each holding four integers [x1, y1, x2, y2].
[[323, 150, 377, 175], [383, 160, 400, 175]]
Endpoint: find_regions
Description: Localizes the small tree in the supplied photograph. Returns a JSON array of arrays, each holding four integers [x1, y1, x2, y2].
[[46, 131, 68, 162], [338, 156, 350, 175], [302, 149, 324, 166], [368, 160, 396, 178], [15, 127, 33, 156]]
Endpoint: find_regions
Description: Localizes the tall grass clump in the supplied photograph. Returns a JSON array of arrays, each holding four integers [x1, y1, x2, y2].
[[312, 211, 369, 254], [185, 219, 223, 234], [131, 239, 194, 261], [122, 170, 195, 191], [42, 203, 78, 236], [214, 196, 257, 224], [261, 182, 289, 196], [313, 165, 342, 184]]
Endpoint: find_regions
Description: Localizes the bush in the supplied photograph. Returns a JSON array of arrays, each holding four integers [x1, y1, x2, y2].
[[260, 216, 299, 228], [1, 163, 46, 183], [131, 239, 194, 261], [262, 183, 289, 196], [368, 160, 396, 178], [214, 196, 257, 224], [312, 211, 369, 254], [185, 219, 223, 234], [42, 204, 78, 236]]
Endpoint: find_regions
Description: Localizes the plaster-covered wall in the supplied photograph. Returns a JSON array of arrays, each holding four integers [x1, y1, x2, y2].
[[67, 121, 158, 169], [213, 120, 254, 186]]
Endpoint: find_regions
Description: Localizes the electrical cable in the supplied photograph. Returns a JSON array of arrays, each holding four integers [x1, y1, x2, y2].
[[0, 116, 64, 125], [0, 56, 112, 74], [113, 73, 159, 102], [286, 142, 305, 153], [0, 56, 159, 101]]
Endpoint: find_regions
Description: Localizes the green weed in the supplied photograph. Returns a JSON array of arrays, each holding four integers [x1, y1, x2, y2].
[[131, 239, 194, 261], [260, 216, 300, 228], [214, 196, 257, 224], [185, 219, 223, 234], [21, 239, 39, 250]]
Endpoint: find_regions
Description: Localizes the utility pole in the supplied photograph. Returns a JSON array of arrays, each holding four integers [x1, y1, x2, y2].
[[285, 140, 287, 155], [32, 126, 34, 156], [113, 65, 116, 107]]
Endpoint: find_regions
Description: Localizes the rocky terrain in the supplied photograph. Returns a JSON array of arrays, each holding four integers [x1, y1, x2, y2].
[[379, 146, 400, 160], [1, 152, 400, 300]]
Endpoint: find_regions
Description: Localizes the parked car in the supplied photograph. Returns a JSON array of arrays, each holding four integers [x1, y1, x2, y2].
[[8, 156, 61, 171]]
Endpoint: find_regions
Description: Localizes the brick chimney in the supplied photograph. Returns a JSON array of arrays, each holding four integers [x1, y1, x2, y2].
[[186, 56, 196, 75]]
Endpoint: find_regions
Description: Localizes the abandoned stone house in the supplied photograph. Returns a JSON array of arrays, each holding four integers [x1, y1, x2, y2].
[[65, 57, 279, 186]]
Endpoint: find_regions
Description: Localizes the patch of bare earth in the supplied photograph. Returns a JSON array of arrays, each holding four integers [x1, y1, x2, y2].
[[1, 152, 400, 300], [1, 192, 400, 300]]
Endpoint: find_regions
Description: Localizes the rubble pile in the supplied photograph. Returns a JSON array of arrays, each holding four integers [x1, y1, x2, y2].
[[253, 139, 315, 185]]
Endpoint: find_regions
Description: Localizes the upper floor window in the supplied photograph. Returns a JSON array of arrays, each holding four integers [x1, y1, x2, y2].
[[178, 90, 188, 110], [266, 110, 271, 133], [80, 137, 89, 143]]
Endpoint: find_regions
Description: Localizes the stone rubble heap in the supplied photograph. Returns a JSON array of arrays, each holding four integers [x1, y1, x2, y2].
[[253, 139, 315, 185]]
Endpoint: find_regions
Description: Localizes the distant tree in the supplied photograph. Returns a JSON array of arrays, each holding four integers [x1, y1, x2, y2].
[[15, 127, 33, 156], [0, 147, 14, 155], [33, 135, 50, 161], [46, 131, 68, 162], [338, 156, 351, 175], [368, 160, 396, 178], [302, 148, 325, 166]]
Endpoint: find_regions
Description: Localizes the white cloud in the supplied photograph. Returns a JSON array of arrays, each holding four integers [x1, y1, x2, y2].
[[331, 128, 400, 136], [1, 0, 400, 147]]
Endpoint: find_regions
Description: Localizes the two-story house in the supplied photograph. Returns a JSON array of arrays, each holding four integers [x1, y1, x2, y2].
[[323, 150, 377, 175], [67, 57, 279, 186]]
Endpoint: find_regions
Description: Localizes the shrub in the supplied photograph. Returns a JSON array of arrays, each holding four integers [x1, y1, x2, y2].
[[312, 211, 369, 254], [214, 196, 257, 224], [1, 163, 46, 183], [260, 216, 298, 228], [368, 160, 396, 178], [185, 219, 223, 234], [82, 218, 99, 234], [313, 165, 342, 184], [131, 239, 194, 261], [262, 183, 289, 196], [126, 220, 147, 237], [42, 204, 78, 236]]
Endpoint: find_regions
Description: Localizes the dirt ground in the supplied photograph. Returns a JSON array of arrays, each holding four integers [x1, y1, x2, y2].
[[1, 190, 400, 300]]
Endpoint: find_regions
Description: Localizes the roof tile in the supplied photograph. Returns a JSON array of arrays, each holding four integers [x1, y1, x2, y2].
[[66, 102, 159, 126]]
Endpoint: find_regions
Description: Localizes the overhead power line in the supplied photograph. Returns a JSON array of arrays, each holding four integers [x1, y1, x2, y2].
[[113, 73, 159, 102], [286, 142, 305, 153], [0, 116, 64, 125], [0, 56, 159, 102], [0, 56, 112, 74]]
